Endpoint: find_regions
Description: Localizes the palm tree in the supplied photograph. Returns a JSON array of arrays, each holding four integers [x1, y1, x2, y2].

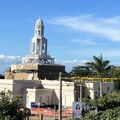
[[86, 55, 111, 97], [70, 65, 92, 77]]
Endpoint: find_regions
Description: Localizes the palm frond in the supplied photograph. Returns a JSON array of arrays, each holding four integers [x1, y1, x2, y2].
[[86, 55, 111, 76]]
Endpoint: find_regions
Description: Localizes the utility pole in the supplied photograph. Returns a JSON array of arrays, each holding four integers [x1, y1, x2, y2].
[[54, 90, 56, 120], [80, 80, 82, 102], [59, 72, 62, 120]]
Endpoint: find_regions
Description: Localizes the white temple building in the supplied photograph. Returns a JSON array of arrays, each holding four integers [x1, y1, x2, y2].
[[5, 18, 65, 80], [22, 18, 55, 64]]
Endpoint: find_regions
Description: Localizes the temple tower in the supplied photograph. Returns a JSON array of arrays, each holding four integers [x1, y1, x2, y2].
[[5, 18, 65, 80], [22, 18, 54, 64]]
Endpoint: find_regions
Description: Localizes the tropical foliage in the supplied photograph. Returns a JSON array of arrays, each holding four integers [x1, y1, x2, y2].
[[86, 55, 111, 97], [86, 55, 111, 77], [70, 66, 92, 77], [80, 92, 120, 120], [0, 90, 30, 120], [70, 55, 112, 78], [108, 67, 120, 78]]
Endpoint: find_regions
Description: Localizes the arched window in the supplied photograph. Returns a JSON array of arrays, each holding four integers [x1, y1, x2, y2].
[[32, 42, 35, 53], [38, 30, 40, 35]]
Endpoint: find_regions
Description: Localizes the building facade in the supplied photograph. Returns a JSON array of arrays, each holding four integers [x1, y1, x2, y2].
[[0, 79, 114, 108], [5, 19, 65, 80]]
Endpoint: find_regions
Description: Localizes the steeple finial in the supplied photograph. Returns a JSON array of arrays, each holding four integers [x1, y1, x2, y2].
[[35, 18, 43, 28]]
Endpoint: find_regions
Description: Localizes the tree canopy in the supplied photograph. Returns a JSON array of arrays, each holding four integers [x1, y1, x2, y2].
[[70, 55, 112, 78], [86, 55, 111, 77], [70, 66, 92, 77], [0, 90, 30, 120], [81, 92, 120, 120]]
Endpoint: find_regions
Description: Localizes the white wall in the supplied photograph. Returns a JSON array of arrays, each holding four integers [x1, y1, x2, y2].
[[0, 79, 42, 106], [0, 79, 114, 108], [26, 88, 54, 108], [85, 82, 114, 99], [41, 80, 74, 107]]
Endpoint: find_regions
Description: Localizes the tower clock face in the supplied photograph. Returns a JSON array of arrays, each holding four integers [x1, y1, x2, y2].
[[32, 42, 35, 53]]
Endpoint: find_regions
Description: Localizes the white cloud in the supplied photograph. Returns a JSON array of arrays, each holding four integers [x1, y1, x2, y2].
[[80, 60, 89, 63], [62, 59, 78, 64], [51, 15, 120, 42], [62, 59, 89, 65], [102, 16, 120, 24], [56, 59, 89, 72], [0, 54, 5, 59], [0, 54, 21, 64], [103, 50, 120, 57], [0, 54, 22, 74], [0, 55, 20, 61], [6, 56, 21, 61], [71, 39, 103, 45]]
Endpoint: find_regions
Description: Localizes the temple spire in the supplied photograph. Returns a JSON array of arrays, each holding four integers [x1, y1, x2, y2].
[[22, 18, 55, 64], [34, 18, 44, 37]]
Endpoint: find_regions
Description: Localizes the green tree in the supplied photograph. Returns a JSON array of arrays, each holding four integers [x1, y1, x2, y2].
[[0, 90, 29, 120], [70, 66, 92, 77], [86, 55, 111, 97], [81, 92, 120, 120]]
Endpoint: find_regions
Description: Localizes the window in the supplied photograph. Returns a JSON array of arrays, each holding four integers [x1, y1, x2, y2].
[[32, 42, 35, 53], [38, 30, 40, 35]]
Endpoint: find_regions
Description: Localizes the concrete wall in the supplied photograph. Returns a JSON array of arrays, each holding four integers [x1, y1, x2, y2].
[[5, 71, 39, 80], [41, 80, 74, 107], [0, 79, 14, 92], [0, 79, 42, 106], [11, 64, 38, 71], [0, 79, 114, 108], [85, 82, 114, 99], [6, 64, 65, 80], [26, 88, 54, 108]]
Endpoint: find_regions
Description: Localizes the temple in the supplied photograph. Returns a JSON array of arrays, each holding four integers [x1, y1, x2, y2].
[[22, 18, 54, 64], [5, 18, 65, 80]]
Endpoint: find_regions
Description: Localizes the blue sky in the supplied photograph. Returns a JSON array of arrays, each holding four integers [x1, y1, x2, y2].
[[0, 0, 120, 73]]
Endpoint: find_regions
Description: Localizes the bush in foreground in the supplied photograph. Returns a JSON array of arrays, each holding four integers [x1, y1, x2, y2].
[[80, 92, 120, 120]]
